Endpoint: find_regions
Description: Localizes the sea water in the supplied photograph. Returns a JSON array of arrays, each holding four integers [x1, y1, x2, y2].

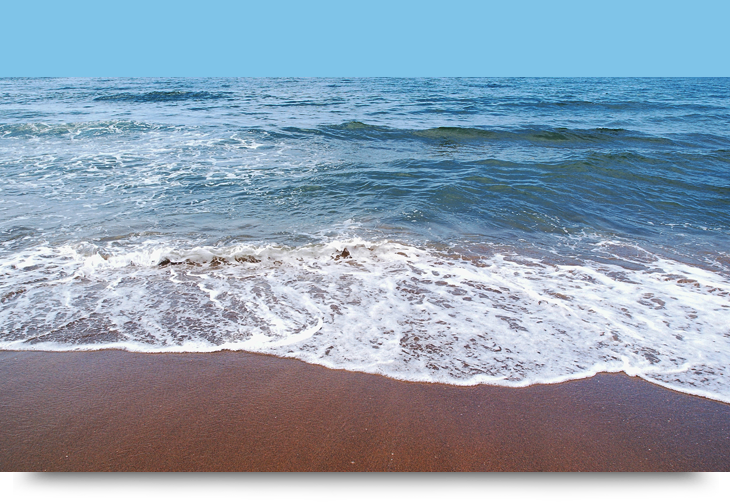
[[1, 78, 728, 401]]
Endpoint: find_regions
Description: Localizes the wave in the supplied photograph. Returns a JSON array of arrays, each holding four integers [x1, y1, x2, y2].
[[4, 119, 722, 150], [414, 126, 656, 144], [1, 238, 729, 403], [281, 122, 680, 147], [0, 120, 182, 139]]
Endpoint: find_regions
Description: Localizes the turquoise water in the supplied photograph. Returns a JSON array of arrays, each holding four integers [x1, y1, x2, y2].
[[1, 78, 729, 400]]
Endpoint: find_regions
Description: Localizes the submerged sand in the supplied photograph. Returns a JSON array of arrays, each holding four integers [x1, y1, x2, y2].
[[0, 349, 728, 471]]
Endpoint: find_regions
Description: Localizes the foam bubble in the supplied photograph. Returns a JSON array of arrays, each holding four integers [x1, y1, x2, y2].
[[1, 238, 729, 402]]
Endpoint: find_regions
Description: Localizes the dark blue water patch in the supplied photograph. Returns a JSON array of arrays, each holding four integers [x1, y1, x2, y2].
[[93, 91, 233, 103], [260, 98, 349, 108], [498, 99, 726, 112], [666, 132, 730, 148]]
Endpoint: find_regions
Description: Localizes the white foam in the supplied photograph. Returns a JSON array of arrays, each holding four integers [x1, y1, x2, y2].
[[1, 238, 729, 402]]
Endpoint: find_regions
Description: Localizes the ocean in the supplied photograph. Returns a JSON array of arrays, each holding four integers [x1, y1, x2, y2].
[[1, 78, 728, 402]]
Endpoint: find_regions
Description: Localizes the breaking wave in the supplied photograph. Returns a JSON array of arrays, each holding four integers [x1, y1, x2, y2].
[[1, 238, 728, 402]]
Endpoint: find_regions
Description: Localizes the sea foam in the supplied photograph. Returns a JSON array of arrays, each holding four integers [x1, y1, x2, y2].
[[1, 238, 728, 402]]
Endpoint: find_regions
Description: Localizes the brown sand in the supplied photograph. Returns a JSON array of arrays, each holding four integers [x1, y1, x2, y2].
[[0, 349, 728, 472]]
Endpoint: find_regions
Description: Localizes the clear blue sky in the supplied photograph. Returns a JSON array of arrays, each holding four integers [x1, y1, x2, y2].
[[2, 0, 728, 76]]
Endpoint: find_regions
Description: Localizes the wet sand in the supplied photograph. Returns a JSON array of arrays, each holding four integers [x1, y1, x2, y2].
[[0, 349, 728, 471]]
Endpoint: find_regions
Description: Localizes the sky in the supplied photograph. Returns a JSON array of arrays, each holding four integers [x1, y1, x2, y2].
[[1, 0, 728, 76]]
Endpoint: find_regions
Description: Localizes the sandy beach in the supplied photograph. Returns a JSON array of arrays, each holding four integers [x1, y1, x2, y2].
[[0, 349, 728, 471]]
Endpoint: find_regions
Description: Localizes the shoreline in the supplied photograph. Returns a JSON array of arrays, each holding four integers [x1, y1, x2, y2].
[[3, 345, 730, 404], [1, 349, 729, 471]]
